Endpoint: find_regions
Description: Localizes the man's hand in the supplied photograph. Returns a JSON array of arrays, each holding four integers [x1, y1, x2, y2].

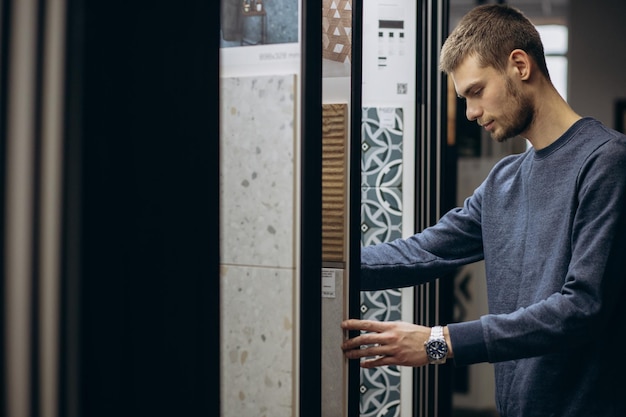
[[341, 319, 433, 368]]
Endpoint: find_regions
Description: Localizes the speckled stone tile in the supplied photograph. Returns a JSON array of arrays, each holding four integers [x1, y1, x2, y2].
[[220, 74, 296, 268], [221, 264, 294, 417]]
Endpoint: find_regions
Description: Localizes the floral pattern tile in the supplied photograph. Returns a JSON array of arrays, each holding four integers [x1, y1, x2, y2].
[[360, 107, 404, 417]]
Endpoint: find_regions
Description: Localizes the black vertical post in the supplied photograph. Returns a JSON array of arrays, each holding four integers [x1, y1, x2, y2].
[[348, 0, 363, 416], [61, 1, 220, 416], [0, 0, 10, 414], [209, 1, 222, 412], [437, 1, 455, 415], [300, 0, 322, 416]]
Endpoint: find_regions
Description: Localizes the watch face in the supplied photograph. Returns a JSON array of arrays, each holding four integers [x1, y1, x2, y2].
[[426, 339, 448, 360]]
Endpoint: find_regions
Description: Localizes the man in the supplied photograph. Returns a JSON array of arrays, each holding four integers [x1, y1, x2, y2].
[[342, 4, 626, 417]]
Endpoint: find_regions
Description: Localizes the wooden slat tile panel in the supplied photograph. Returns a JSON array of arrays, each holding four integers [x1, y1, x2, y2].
[[322, 104, 348, 263]]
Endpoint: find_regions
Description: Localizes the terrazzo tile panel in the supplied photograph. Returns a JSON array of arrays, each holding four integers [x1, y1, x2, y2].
[[220, 74, 297, 269], [221, 264, 294, 417]]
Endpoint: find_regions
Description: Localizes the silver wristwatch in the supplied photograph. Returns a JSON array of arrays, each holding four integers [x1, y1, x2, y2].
[[424, 326, 448, 365]]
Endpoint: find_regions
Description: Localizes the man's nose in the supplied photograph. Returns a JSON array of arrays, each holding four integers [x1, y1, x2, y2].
[[465, 102, 481, 122]]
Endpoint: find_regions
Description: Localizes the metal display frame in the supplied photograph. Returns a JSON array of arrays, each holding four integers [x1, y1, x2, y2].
[[413, 1, 454, 416], [300, 0, 323, 416]]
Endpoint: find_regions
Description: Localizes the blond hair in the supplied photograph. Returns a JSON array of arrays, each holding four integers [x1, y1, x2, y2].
[[440, 4, 550, 79]]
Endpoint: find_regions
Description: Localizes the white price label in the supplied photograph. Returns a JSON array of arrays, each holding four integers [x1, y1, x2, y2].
[[321, 270, 336, 298], [378, 107, 396, 129]]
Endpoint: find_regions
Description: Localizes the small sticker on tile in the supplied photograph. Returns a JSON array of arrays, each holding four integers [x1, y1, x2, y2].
[[322, 269, 336, 298], [378, 107, 396, 129]]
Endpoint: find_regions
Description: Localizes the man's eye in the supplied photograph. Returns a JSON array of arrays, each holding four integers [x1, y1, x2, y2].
[[473, 89, 482, 97]]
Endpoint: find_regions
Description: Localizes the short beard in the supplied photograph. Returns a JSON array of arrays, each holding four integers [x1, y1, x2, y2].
[[493, 78, 535, 142]]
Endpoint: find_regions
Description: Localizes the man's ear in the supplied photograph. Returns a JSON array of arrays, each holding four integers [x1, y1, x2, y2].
[[509, 49, 531, 81]]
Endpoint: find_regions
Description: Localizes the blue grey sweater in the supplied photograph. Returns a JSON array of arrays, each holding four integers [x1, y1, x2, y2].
[[361, 118, 626, 416]]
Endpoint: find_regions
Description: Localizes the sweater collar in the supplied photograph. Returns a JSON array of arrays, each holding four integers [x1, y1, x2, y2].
[[533, 117, 596, 160]]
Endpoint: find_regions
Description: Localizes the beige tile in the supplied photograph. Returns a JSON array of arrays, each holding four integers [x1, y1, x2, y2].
[[220, 74, 297, 269], [221, 264, 294, 417]]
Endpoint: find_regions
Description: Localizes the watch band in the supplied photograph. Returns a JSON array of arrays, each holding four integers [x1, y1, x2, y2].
[[431, 325, 444, 340]]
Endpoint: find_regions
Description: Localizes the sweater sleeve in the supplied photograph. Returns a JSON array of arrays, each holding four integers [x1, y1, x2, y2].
[[360, 184, 486, 291], [448, 320, 489, 365]]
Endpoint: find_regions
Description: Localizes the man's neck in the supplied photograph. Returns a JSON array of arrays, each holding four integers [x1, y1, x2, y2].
[[525, 85, 582, 150]]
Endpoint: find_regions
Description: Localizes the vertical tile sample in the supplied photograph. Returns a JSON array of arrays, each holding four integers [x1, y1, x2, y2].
[[220, 74, 298, 417], [220, 75, 297, 269], [221, 265, 294, 417], [361, 185, 403, 246], [321, 268, 346, 417], [321, 105, 349, 417], [361, 107, 403, 189], [361, 107, 404, 246], [360, 106, 404, 417], [322, 0, 353, 63], [322, 103, 348, 263]]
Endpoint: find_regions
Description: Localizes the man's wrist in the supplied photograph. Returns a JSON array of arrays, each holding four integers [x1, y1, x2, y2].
[[443, 326, 454, 359]]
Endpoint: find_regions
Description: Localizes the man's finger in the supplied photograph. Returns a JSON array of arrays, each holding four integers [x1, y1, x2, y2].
[[341, 332, 384, 351], [341, 319, 387, 332]]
